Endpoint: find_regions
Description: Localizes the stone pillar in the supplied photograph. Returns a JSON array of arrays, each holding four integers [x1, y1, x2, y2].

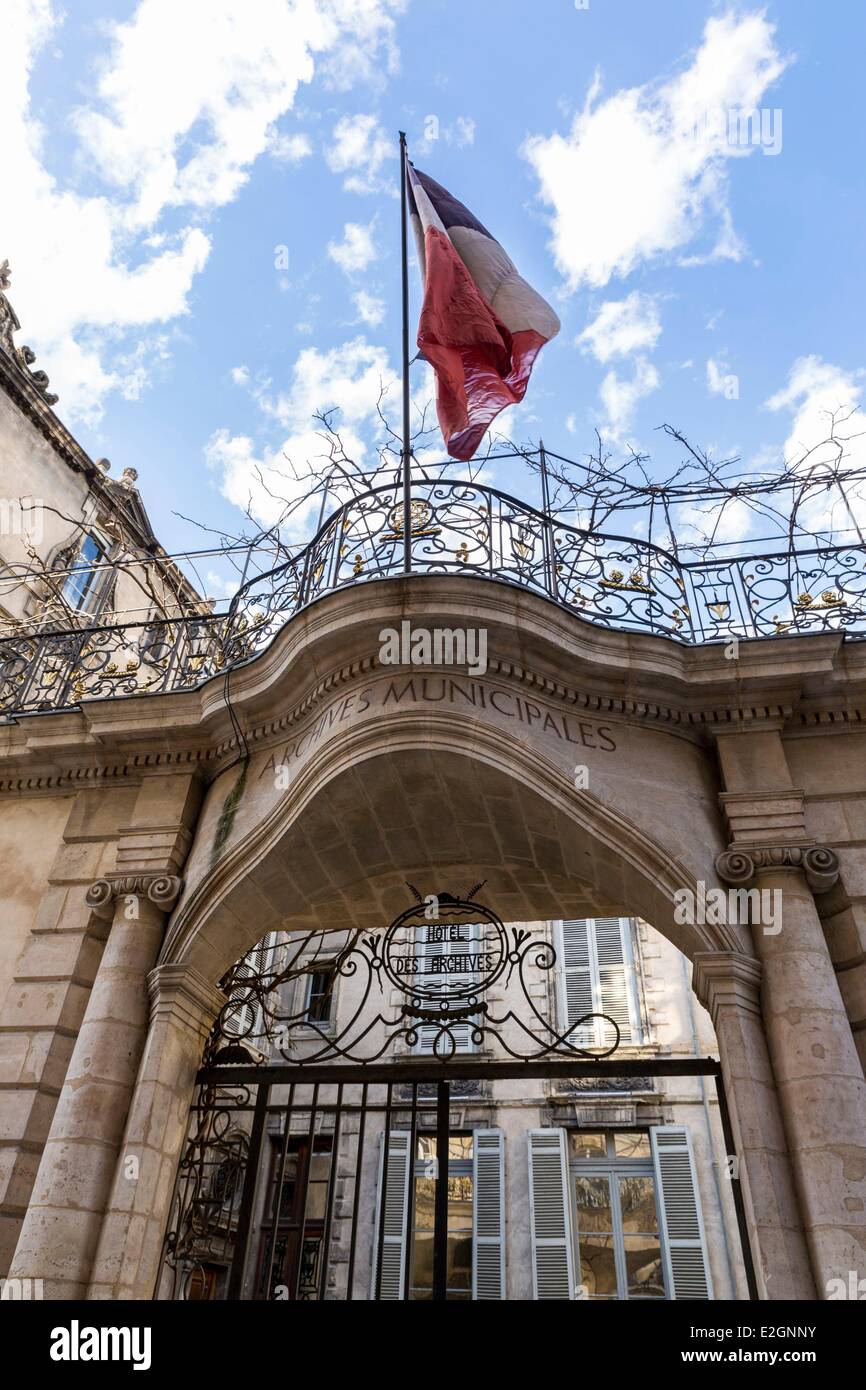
[[87, 963, 225, 1300], [819, 896, 866, 1076], [717, 846, 866, 1295], [692, 951, 815, 1299], [8, 875, 181, 1297]]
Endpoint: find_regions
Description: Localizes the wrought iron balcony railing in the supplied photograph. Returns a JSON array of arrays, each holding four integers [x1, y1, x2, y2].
[[1, 480, 864, 717]]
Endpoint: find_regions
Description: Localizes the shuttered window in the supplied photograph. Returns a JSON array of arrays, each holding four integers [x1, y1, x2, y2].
[[472, 1129, 505, 1299], [412, 921, 481, 1056], [224, 931, 281, 1052], [527, 1128, 575, 1299], [555, 917, 642, 1047], [371, 1131, 412, 1300], [650, 1125, 713, 1299]]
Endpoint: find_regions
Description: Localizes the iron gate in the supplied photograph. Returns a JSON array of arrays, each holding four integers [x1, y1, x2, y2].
[[159, 1057, 757, 1302]]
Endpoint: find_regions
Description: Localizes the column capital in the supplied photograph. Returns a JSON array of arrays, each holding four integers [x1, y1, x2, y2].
[[715, 845, 840, 894], [692, 950, 763, 1021], [85, 874, 183, 920]]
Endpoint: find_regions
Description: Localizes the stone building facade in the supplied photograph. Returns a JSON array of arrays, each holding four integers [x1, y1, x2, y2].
[[0, 267, 865, 1302]]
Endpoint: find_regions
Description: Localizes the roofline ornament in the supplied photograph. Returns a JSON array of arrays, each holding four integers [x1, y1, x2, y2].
[[0, 260, 59, 405]]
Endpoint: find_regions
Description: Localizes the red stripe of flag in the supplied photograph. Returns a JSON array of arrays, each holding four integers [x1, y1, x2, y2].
[[408, 164, 558, 460]]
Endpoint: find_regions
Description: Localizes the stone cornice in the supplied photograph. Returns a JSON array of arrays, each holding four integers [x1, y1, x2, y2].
[[0, 576, 864, 793]]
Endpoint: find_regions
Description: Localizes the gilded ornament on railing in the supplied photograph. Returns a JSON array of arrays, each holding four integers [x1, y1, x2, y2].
[[455, 542, 469, 563], [795, 589, 843, 611], [384, 500, 440, 539], [352, 554, 364, 575], [707, 600, 731, 621], [601, 566, 653, 593]]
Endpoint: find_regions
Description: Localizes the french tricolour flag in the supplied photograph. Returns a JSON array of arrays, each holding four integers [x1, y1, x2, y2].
[[407, 162, 560, 461]]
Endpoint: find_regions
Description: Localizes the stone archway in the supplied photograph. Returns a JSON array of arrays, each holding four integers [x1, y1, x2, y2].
[[6, 575, 865, 1302], [165, 724, 745, 981], [82, 732, 807, 1302]]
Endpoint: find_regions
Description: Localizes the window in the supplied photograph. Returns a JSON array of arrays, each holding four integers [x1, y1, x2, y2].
[[374, 1128, 505, 1300], [411, 921, 482, 1055], [409, 1134, 474, 1300], [570, 1131, 664, 1300], [257, 1136, 333, 1300], [528, 1124, 712, 1300], [555, 917, 642, 1047], [303, 966, 337, 1026], [62, 532, 109, 612], [223, 932, 282, 1052], [186, 1264, 227, 1301]]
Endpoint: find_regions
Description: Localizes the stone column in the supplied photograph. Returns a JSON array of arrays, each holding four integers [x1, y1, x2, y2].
[[7, 874, 181, 1298], [87, 963, 225, 1300], [819, 896, 866, 1076], [692, 951, 815, 1299], [717, 846, 866, 1295]]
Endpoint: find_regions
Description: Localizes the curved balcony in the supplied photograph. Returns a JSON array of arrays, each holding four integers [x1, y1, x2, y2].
[[1, 479, 864, 717]]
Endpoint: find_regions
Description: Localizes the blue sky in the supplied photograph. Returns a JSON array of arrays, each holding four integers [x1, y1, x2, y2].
[[5, 1, 866, 594]]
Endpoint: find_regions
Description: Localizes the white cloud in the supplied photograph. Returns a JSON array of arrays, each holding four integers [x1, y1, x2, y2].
[[451, 116, 476, 147], [674, 495, 754, 547], [326, 113, 394, 194], [353, 289, 386, 326], [578, 292, 662, 363], [765, 355, 866, 534], [74, 0, 401, 226], [204, 568, 241, 602], [598, 357, 660, 439], [1, 0, 402, 422], [523, 11, 788, 290], [206, 337, 398, 537], [327, 220, 379, 274], [269, 131, 313, 163]]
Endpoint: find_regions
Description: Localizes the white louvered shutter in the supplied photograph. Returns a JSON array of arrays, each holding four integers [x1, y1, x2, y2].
[[650, 1126, 713, 1300], [557, 920, 595, 1045], [527, 1129, 575, 1300], [371, 1131, 411, 1300], [557, 918, 640, 1047], [225, 932, 279, 1049], [593, 916, 640, 1046], [414, 921, 479, 1056], [473, 1129, 505, 1299]]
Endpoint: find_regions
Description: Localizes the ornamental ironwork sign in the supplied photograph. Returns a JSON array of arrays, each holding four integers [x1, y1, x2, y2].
[[208, 884, 621, 1067]]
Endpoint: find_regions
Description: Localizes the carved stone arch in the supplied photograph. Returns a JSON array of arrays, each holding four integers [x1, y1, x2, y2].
[[162, 713, 746, 983]]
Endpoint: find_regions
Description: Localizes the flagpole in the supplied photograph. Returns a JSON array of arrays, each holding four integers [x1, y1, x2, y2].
[[399, 130, 411, 575]]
